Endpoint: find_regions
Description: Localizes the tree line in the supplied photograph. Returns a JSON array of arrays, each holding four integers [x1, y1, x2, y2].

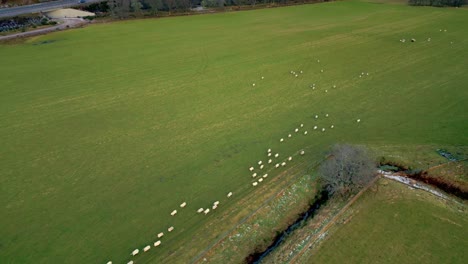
[[103, 0, 325, 18], [408, 0, 465, 7]]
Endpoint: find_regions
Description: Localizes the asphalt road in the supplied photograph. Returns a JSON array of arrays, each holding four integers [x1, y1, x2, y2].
[[0, 0, 104, 19]]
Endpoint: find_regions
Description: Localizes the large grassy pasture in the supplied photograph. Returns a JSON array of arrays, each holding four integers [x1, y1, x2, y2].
[[0, 1, 467, 263]]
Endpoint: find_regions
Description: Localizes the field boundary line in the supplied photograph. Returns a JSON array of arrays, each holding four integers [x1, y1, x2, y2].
[[289, 174, 381, 264]]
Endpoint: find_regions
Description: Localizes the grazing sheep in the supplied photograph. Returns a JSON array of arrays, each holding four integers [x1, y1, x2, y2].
[[128, 261, 134, 264], [171, 210, 177, 216], [359, 75, 362, 78], [268, 148, 271, 153], [300, 150, 305, 155], [204, 209, 210, 215], [154, 241, 161, 247], [258, 160, 262, 165], [317, 59, 320, 62], [197, 208, 204, 213], [144, 245, 151, 252], [252, 83, 256, 87], [249, 167, 254, 171], [275, 163, 280, 168], [366, 72, 369, 76], [280, 138, 284, 142], [331, 125, 334, 128], [258, 178, 263, 183], [411, 38, 416, 42], [252, 173, 257, 178], [263, 174, 268, 178], [315, 115, 318, 119], [333, 85, 336, 88], [295, 74, 298, 77], [357, 119, 361, 122], [304, 131, 308, 135], [281, 162, 286, 167], [252, 182, 258, 186], [131, 249, 139, 256], [312, 87, 316, 90], [268, 153, 272, 157], [158, 232, 164, 238], [322, 128, 326, 132], [300, 71, 303, 73], [107, 262, 112, 264], [262, 76, 264, 79], [444, 29, 447, 32], [214, 201, 219, 206], [227, 192, 233, 198], [325, 114, 329, 117], [288, 134, 292, 138], [268, 159, 272, 163], [288, 157, 292, 161], [290, 71, 294, 74], [275, 153, 279, 158], [180, 202, 187, 208], [168, 226, 174, 232], [295, 128, 299, 132], [325, 90, 328, 93], [300, 124, 304, 127], [260, 165, 264, 169], [212, 205, 217, 210], [320, 69, 324, 73], [314, 126, 317, 130]]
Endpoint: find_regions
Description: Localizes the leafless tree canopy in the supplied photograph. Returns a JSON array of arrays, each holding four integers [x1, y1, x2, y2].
[[319, 144, 376, 196]]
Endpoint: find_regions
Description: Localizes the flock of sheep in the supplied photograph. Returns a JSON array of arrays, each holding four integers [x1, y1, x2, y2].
[[107, 58, 365, 264], [400, 28, 452, 44]]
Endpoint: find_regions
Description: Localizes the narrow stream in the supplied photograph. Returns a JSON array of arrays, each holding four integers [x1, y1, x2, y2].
[[246, 189, 331, 264]]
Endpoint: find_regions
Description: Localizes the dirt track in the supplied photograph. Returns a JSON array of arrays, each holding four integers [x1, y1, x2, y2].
[[0, 18, 88, 41]]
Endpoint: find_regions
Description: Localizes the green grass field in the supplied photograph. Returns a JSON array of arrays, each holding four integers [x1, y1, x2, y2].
[[0, 1, 467, 263], [306, 179, 468, 263]]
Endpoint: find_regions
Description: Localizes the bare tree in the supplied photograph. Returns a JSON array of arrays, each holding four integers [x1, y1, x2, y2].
[[319, 144, 376, 196]]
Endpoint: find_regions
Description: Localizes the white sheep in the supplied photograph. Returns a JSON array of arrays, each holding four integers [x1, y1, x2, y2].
[[330, 125, 334, 129], [315, 115, 318, 119], [252, 182, 258, 186], [154, 240, 161, 247], [295, 74, 298, 77], [258, 178, 263, 182], [168, 226, 174, 232], [107, 262, 112, 264], [317, 59, 320, 62], [171, 210, 177, 216], [180, 202, 187, 208], [275, 163, 280, 168], [212, 205, 217, 210], [322, 128, 326, 132], [366, 72, 369, 76], [325, 114, 329, 117], [295, 128, 299, 132], [252, 173, 257, 178], [281, 162, 286, 167], [227, 192, 233, 198], [128, 261, 134, 264], [325, 90, 328, 93], [304, 131, 308, 135], [252, 83, 256, 87], [261, 76, 264, 79], [131, 249, 139, 256], [268, 148, 271, 153], [258, 160, 262, 165], [280, 138, 284, 142], [300, 150, 305, 155], [268, 153, 272, 157], [288, 156, 292, 161], [300, 124, 304, 127], [333, 85, 336, 88], [204, 208, 210, 215], [197, 208, 204, 213], [268, 159, 272, 163], [214, 201, 219, 205], [300, 70, 303, 73], [263, 174, 268, 178], [275, 153, 279, 158], [249, 166, 254, 171], [321, 69, 324, 73], [314, 126, 317, 130], [357, 119, 361, 122], [158, 232, 164, 238], [260, 165, 264, 169], [144, 245, 151, 252]]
